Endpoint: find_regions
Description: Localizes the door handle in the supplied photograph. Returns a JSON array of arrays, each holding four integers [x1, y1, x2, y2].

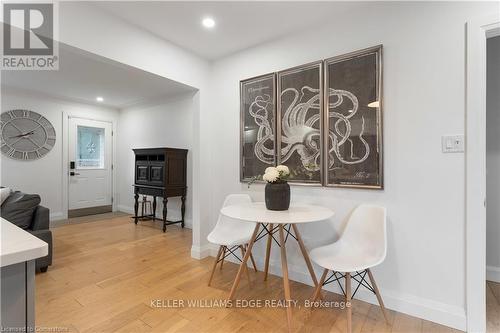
[[70, 172, 80, 176]]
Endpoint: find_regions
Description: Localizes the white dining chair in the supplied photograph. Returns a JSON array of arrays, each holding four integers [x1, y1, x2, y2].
[[309, 204, 389, 333], [207, 194, 258, 286]]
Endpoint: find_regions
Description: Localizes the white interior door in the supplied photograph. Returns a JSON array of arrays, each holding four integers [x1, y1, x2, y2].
[[68, 117, 112, 214]]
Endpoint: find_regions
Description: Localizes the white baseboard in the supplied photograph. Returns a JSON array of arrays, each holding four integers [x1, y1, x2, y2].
[[117, 205, 192, 229], [191, 243, 215, 259], [487, 265, 500, 283], [117, 204, 134, 214], [49, 212, 65, 228], [215, 255, 466, 331], [50, 212, 64, 221]]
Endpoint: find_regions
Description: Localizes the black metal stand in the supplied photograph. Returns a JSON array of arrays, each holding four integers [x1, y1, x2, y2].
[[321, 269, 376, 299], [216, 245, 244, 264], [254, 223, 297, 246]]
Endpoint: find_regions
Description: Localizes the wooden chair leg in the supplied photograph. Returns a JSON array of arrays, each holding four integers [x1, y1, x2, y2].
[[220, 246, 226, 271], [248, 246, 258, 272], [264, 223, 273, 281], [367, 269, 389, 324], [208, 246, 223, 286], [346, 272, 352, 333], [228, 224, 260, 300], [292, 224, 322, 299], [311, 268, 329, 302], [239, 245, 251, 284]]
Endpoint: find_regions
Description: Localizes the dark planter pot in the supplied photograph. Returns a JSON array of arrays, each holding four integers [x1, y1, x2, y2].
[[265, 182, 290, 211]]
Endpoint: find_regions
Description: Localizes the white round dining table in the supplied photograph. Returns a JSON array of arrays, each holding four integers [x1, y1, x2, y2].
[[220, 202, 334, 332], [220, 202, 334, 224]]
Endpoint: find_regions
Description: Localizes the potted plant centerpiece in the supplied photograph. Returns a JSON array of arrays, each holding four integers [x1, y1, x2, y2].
[[262, 165, 291, 211]]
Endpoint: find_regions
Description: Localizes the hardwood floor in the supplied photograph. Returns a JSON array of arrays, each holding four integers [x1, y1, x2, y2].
[[487, 280, 500, 333], [37, 215, 467, 333]]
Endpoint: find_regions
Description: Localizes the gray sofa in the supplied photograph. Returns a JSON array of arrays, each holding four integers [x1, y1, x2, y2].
[[1, 191, 53, 272], [27, 206, 52, 272]]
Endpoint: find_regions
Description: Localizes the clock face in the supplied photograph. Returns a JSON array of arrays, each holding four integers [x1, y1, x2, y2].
[[0, 109, 56, 160]]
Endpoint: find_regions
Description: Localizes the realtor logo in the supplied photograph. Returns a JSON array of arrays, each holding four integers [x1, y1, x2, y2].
[[2, 2, 59, 70]]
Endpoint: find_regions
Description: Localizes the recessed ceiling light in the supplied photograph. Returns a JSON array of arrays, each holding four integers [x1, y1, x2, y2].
[[202, 17, 215, 29], [96, 96, 104, 102], [367, 101, 380, 108]]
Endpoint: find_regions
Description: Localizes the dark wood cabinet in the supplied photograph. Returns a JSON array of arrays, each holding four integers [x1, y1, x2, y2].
[[132, 148, 187, 232]]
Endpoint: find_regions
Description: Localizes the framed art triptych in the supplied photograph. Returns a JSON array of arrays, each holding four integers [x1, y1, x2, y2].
[[239, 45, 383, 189]]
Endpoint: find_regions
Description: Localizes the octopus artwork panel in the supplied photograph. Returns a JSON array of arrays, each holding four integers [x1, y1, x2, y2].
[[277, 62, 323, 184], [239, 45, 383, 189], [325, 46, 383, 188], [240, 74, 276, 181]]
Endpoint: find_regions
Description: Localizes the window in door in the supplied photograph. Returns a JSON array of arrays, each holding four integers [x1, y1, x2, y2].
[[76, 125, 105, 169]]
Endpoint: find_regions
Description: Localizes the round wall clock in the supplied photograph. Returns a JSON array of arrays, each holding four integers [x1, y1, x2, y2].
[[0, 109, 56, 160]]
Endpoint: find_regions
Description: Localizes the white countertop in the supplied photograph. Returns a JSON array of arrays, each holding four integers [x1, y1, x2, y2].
[[0, 218, 48, 267]]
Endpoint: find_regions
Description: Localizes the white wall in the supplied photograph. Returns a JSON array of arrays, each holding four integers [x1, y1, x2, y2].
[[0, 88, 119, 220], [487, 36, 500, 283], [58, 2, 212, 258], [116, 94, 195, 227], [4, 2, 496, 329], [206, 2, 499, 330]]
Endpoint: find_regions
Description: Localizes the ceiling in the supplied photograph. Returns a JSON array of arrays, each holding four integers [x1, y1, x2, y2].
[[94, 1, 360, 60], [1, 44, 195, 109], [2, 2, 360, 106]]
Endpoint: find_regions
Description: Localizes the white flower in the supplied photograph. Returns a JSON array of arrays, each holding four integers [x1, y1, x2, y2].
[[265, 166, 277, 174], [276, 165, 290, 175], [263, 169, 280, 183]]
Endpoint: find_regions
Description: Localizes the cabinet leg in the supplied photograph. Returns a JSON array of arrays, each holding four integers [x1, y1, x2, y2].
[[181, 195, 186, 228], [134, 192, 139, 224], [162, 198, 168, 232], [152, 196, 157, 221], [141, 196, 146, 217]]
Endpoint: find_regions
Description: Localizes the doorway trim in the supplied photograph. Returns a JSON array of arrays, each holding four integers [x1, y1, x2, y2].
[[62, 112, 117, 220], [465, 14, 500, 333]]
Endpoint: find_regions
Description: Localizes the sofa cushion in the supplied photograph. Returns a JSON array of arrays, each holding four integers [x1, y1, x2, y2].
[[0, 187, 11, 205], [1, 191, 40, 229]]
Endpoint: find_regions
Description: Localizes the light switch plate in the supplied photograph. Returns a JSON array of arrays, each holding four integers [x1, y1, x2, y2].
[[442, 135, 465, 153]]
